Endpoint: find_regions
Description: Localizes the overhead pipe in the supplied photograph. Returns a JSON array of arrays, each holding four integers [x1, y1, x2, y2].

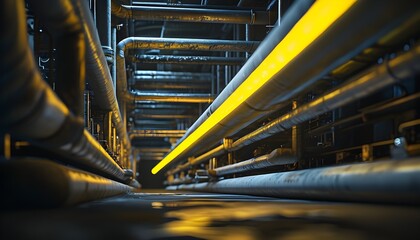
[[135, 71, 214, 77], [158, 0, 419, 173], [127, 92, 214, 103], [167, 43, 420, 174], [129, 130, 186, 139], [134, 75, 212, 83], [134, 82, 210, 90], [169, 158, 420, 205], [135, 114, 197, 119], [111, 0, 270, 25], [0, 0, 128, 182], [130, 55, 245, 65], [72, 0, 131, 156]]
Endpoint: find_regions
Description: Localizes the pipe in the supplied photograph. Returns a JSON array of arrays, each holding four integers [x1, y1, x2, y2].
[[111, 0, 269, 25], [134, 82, 210, 90], [128, 92, 214, 103], [135, 114, 197, 119], [135, 71, 214, 77], [160, 0, 419, 172], [129, 130, 187, 139], [72, 0, 130, 155], [130, 55, 245, 65], [0, 0, 128, 182], [0, 158, 132, 209], [134, 75, 212, 83], [170, 158, 420, 205], [231, 44, 420, 150], [209, 148, 296, 177], [96, 0, 111, 47], [28, 0, 85, 117], [117, 37, 259, 53]]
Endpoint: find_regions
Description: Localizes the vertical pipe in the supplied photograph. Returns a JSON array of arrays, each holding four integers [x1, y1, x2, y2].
[[96, 0, 111, 47], [112, 127, 117, 154], [216, 65, 220, 94], [112, 27, 117, 93], [4, 134, 11, 160], [224, 51, 229, 86], [278, 0, 281, 26], [245, 24, 250, 59]]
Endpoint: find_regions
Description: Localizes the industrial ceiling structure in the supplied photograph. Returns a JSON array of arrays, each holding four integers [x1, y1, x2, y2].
[[1, 0, 420, 238]]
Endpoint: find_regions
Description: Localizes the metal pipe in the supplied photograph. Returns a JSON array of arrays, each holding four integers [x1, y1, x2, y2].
[[111, 0, 269, 25], [170, 158, 420, 205], [135, 71, 213, 77], [135, 114, 196, 119], [96, 0, 111, 47], [118, 37, 259, 53], [128, 92, 214, 103], [232, 44, 420, 150], [0, 0, 128, 182], [161, 0, 418, 171], [129, 130, 186, 139], [73, 0, 130, 155], [0, 158, 132, 208], [130, 55, 245, 65], [209, 148, 296, 177], [134, 75, 212, 82], [134, 82, 209, 90]]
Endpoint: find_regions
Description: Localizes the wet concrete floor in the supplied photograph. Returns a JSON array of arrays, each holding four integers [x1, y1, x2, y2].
[[1, 190, 420, 239]]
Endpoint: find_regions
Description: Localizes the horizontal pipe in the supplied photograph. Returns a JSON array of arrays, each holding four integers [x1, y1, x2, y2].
[[134, 71, 213, 77], [134, 82, 209, 90], [232, 44, 420, 150], [134, 75, 212, 83], [162, 0, 420, 173], [128, 92, 214, 103], [118, 37, 259, 53], [134, 103, 196, 109], [135, 114, 197, 119], [170, 158, 420, 205], [130, 55, 245, 65], [0, 158, 132, 209], [209, 148, 296, 177], [111, 0, 269, 25], [129, 129, 186, 139]]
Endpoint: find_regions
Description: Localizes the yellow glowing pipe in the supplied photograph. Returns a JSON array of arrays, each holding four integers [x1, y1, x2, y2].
[[152, 0, 357, 174]]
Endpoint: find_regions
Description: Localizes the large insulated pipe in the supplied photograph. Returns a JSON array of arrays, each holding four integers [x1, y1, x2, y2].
[[0, 0, 128, 182], [131, 55, 245, 65], [72, 0, 130, 155], [169, 158, 420, 205], [128, 92, 214, 103], [111, 0, 269, 25], [0, 159, 132, 208], [129, 130, 186, 139], [28, 0, 85, 117], [160, 0, 419, 172]]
